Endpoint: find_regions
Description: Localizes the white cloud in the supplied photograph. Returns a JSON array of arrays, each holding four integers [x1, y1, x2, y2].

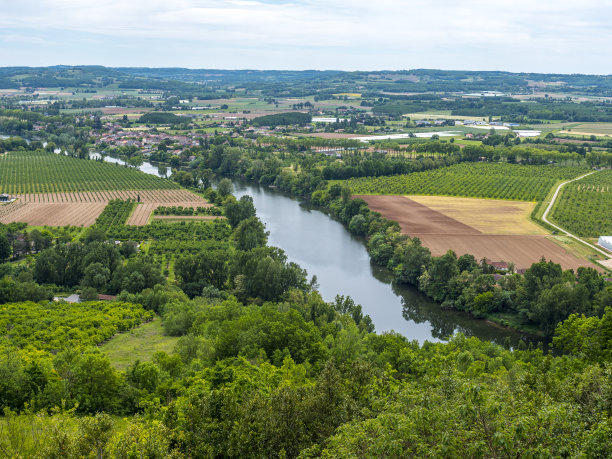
[[1, 0, 611, 72]]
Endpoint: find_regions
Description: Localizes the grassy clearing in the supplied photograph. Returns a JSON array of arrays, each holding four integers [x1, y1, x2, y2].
[[546, 236, 610, 272], [100, 317, 178, 370]]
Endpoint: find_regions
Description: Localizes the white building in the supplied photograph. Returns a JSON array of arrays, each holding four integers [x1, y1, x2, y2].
[[598, 236, 612, 252]]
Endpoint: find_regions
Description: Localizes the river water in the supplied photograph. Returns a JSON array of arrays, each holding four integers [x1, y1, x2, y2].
[[233, 181, 527, 345], [89, 153, 171, 177], [82, 153, 529, 344]]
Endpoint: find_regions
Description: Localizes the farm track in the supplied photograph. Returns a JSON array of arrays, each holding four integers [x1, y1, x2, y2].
[[543, 171, 612, 260], [0, 190, 211, 227]]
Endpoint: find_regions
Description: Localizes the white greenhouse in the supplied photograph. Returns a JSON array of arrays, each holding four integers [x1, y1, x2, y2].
[[598, 236, 612, 252]]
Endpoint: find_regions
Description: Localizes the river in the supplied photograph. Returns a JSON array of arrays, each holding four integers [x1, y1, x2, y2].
[[89, 152, 171, 177], [81, 153, 530, 344], [233, 181, 528, 345]]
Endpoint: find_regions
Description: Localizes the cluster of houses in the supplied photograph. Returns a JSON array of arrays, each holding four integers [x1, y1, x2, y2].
[[484, 259, 528, 280], [92, 124, 210, 157]]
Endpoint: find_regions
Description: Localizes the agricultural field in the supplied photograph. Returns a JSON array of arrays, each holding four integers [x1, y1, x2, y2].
[[0, 189, 211, 226], [0, 150, 178, 194], [550, 169, 612, 237], [406, 196, 548, 235], [557, 122, 612, 137], [0, 301, 153, 352], [340, 163, 586, 201], [358, 195, 599, 271]]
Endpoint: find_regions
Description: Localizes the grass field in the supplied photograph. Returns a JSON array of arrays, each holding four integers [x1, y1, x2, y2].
[[339, 163, 586, 201], [557, 122, 612, 137], [100, 317, 178, 370], [0, 150, 178, 194]]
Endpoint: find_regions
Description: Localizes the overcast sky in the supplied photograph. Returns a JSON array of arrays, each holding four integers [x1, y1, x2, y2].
[[2, 0, 611, 74]]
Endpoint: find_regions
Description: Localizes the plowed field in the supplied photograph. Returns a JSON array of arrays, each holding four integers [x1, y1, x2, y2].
[[0, 190, 211, 227], [357, 195, 598, 271]]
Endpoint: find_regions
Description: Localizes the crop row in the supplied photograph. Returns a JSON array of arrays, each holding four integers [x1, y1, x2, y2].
[[337, 163, 587, 201], [0, 150, 179, 193], [550, 169, 612, 237], [148, 239, 231, 256], [153, 205, 222, 216], [94, 199, 137, 232], [107, 215, 232, 242], [0, 301, 153, 353]]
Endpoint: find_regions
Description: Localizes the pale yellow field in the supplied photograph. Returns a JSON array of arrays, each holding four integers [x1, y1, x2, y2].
[[406, 196, 548, 235], [558, 122, 612, 137]]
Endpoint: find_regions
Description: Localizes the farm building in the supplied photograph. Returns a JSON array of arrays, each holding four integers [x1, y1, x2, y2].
[[0, 194, 10, 202], [598, 236, 612, 252]]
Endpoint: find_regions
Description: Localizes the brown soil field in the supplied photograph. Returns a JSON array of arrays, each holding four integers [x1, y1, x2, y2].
[[359, 195, 480, 235], [0, 190, 211, 227], [357, 195, 598, 271], [405, 196, 547, 235], [417, 234, 595, 272]]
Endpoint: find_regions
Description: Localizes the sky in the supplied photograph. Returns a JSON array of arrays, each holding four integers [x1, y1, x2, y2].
[[1, 0, 611, 74]]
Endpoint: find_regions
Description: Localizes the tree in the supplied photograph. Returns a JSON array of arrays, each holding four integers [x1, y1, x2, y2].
[[234, 217, 268, 251], [0, 234, 10, 261], [80, 287, 99, 301], [82, 263, 110, 291], [197, 167, 215, 189], [173, 170, 194, 188], [175, 249, 229, 297], [348, 214, 368, 236], [553, 307, 612, 363], [224, 195, 256, 228], [217, 178, 233, 197], [29, 229, 53, 252]]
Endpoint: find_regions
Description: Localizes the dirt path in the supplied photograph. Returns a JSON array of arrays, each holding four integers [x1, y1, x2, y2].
[[543, 171, 612, 260]]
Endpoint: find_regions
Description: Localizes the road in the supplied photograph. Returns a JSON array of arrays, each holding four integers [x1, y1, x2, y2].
[[542, 171, 611, 260]]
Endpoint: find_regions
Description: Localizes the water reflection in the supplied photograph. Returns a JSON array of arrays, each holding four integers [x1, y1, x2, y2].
[[89, 153, 170, 178]]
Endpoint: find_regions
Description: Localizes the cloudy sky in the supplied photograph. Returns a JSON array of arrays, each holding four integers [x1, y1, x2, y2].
[[2, 0, 611, 73]]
